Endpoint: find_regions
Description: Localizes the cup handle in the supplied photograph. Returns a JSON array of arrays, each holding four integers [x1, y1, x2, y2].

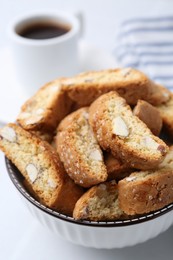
[[73, 11, 84, 38]]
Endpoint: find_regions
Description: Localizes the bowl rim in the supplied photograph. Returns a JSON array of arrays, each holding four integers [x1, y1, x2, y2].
[[5, 157, 173, 227]]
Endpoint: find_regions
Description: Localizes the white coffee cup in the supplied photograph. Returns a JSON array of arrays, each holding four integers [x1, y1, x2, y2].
[[8, 10, 82, 96]]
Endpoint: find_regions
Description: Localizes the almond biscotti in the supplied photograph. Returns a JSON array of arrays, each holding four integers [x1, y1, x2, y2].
[[0, 123, 84, 216], [157, 94, 173, 139], [133, 100, 162, 136], [73, 181, 125, 221], [146, 83, 171, 106], [17, 79, 73, 132], [89, 91, 168, 170], [104, 152, 133, 181], [62, 68, 161, 106], [118, 146, 173, 215], [56, 107, 107, 188], [118, 169, 173, 215]]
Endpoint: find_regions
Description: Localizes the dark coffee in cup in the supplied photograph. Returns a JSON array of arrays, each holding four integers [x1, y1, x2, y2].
[[9, 11, 81, 95], [18, 22, 71, 40]]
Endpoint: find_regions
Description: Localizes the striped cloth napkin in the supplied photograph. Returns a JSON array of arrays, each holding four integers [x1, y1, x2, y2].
[[115, 16, 173, 91]]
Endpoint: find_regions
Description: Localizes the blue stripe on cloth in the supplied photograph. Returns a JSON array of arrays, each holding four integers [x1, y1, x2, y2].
[[116, 42, 173, 49], [121, 16, 173, 26], [115, 16, 173, 90], [152, 76, 173, 81], [119, 51, 173, 57], [116, 51, 173, 61], [119, 27, 173, 38], [121, 61, 173, 67]]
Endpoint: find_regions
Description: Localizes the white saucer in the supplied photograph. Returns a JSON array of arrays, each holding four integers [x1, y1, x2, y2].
[[0, 41, 117, 123]]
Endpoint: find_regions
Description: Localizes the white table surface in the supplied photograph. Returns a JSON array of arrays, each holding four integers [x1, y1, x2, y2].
[[1, 0, 173, 259]]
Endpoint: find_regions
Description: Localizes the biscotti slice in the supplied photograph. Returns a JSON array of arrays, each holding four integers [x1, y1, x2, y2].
[[118, 146, 173, 215], [62, 68, 156, 106], [133, 100, 162, 136], [104, 152, 133, 181], [73, 181, 125, 221], [0, 124, 84, 216], [157, 94, 173, 139], [17, 79, 73, 132], [145, 83, 171, 106], [56, 107, 107, 188], [89, 91, 168, 170], [118, 169, 173, 215]]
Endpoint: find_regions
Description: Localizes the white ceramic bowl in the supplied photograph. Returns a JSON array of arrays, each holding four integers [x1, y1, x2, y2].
[[6, 157, 173, 249]]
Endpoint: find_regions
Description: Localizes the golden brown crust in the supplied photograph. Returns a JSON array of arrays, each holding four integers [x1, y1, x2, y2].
[[118, 146, 173, 215], [89, 91, 168, 170], [17, 79, 73, 132], [0, 123, 83, 216], [50, 176, 84, 216], [157, 94, 173, 139], [73, 181, 125, 221], [56, 108, 107, 188], [62, 68, 156, 106], [133, 100, 162, 136], [104, 152, 133, 181], [146, 83, 171, 106], [118, 169, 173, 215]]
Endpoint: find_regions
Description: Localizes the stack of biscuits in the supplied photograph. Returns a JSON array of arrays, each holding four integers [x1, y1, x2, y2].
[[1, 68, 173, 221]]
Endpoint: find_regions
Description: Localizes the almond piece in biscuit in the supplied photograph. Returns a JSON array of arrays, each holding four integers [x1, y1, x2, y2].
[[56, 107, 107, 188], [89, 91, 168, 170]]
